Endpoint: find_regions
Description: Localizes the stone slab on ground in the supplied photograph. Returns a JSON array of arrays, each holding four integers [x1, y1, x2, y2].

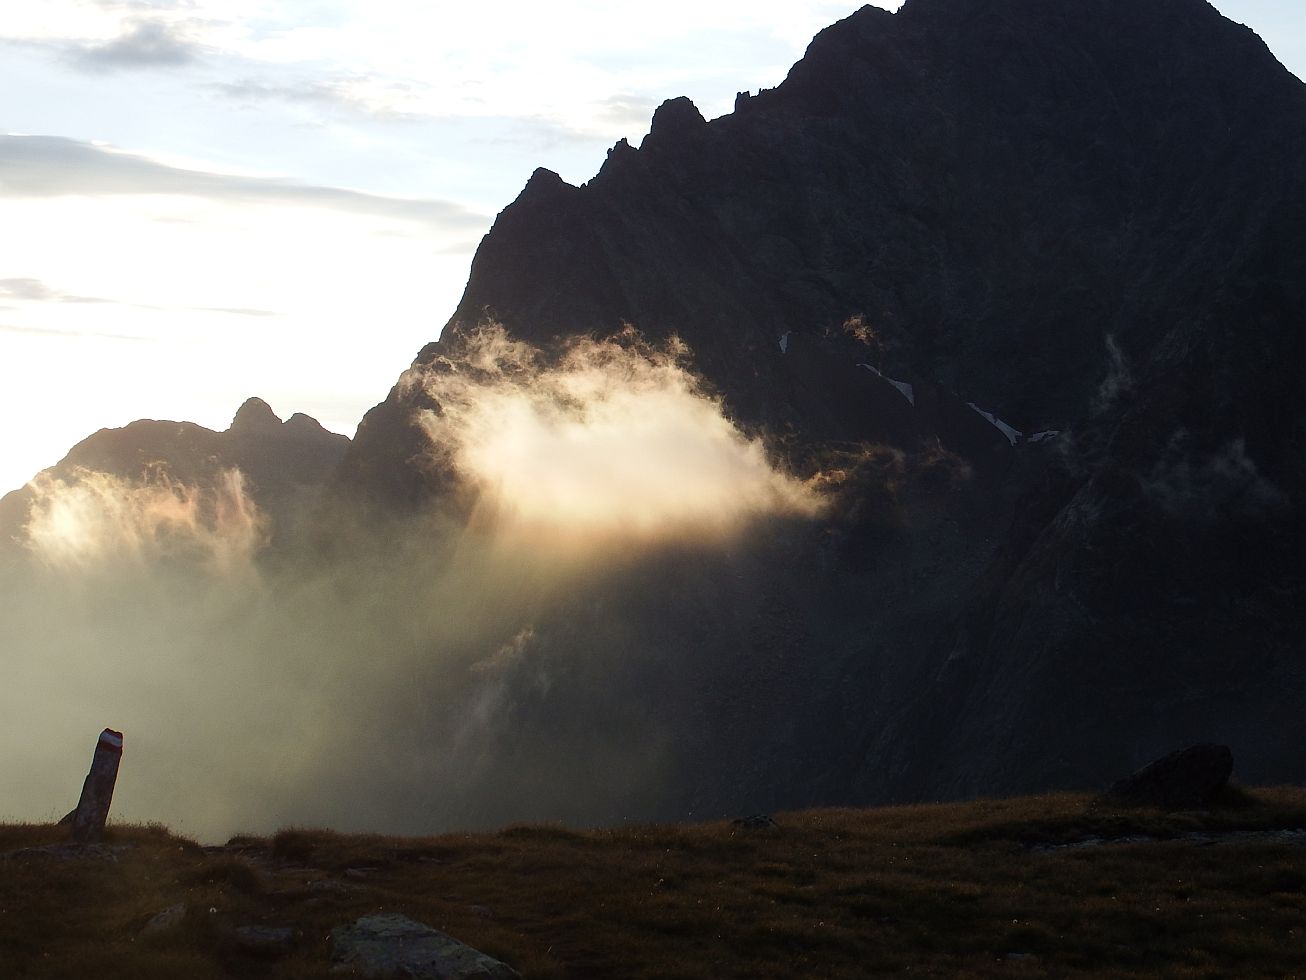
[[330, 913, 519, 979]]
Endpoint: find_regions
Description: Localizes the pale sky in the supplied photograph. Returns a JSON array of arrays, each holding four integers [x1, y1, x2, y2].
[[1, 0, 1301, 494]]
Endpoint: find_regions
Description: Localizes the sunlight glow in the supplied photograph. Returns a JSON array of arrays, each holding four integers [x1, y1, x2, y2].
[[0, 191, 472, 491]]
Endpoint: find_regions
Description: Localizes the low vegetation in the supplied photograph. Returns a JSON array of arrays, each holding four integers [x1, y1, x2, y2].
[[4, 789, 1306, 977]]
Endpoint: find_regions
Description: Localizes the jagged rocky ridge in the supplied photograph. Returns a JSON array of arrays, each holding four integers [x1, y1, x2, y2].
[[334, 0, 1306, 812]]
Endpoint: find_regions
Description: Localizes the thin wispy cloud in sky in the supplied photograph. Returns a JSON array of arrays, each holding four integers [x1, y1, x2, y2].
[[595, 95, 663, 130], [71, 17, 204, 72], [0, 278, 108, 304], [212, 74, 437, 122], [0, 322, 149, 342], [0, 135, 485, 231], [0, 277, 277, 319], [0, 1, 903, 133]]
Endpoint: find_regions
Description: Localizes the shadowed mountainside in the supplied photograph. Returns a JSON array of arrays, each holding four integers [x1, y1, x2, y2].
[[335, 0, 1306, 808]]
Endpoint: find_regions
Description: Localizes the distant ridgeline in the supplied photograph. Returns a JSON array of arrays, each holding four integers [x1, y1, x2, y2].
[[9, 0, 1306, 828], [0, 398, 349, 565]]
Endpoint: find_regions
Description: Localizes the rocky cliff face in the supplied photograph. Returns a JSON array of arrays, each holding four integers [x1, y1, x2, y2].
[[341, 0, 1305, 808]]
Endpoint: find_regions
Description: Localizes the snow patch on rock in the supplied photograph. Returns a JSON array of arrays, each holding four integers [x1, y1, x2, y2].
[[857, 364, 915, 405], [966, 402, 1022, 445]]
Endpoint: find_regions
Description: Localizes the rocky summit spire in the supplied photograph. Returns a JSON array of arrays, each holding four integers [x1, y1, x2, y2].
[[229, 396, 283, 434], [645, 96, 706, 143]]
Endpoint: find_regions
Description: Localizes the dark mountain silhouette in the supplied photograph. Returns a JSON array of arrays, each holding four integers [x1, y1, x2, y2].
[[6, 0, 1302, 828], [334, 0, 1306, 807], [0, 398, 349, 556]]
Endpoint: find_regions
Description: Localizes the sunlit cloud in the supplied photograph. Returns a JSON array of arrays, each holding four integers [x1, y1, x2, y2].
[[415, 326, 822, 543]]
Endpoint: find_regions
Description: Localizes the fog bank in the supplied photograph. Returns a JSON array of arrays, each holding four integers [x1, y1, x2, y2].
[[2, 329, 829, 841]]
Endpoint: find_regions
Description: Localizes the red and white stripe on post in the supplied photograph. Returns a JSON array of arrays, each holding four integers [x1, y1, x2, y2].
[[71, 728, 123, 843]]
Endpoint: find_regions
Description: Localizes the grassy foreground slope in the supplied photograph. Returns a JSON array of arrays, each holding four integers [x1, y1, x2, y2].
[[3, 789, 1306, 978]]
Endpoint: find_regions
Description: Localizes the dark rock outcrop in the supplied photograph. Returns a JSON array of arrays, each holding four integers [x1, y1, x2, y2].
[[1106, 744, 1236, 809]]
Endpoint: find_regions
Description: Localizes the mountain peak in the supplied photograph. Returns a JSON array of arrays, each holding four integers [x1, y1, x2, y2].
[[229, 397, 283, 434], [646, 96, 706, 142], [524, 167, 567, 191], [284, 412, 330, 437]]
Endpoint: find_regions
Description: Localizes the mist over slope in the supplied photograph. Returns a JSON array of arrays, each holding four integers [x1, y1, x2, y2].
[[3, 0, 1304, 839], [3, 348, 890, 840]]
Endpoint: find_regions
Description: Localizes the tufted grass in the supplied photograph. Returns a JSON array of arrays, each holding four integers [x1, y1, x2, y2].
[[3, 788, 1306, 977]]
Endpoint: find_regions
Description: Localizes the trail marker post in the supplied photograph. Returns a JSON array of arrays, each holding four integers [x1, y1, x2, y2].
[[71, 728, 123, 843]]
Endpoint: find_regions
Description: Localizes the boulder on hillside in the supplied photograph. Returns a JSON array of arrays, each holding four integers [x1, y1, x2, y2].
[[1105, 744, 1235, 809]]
